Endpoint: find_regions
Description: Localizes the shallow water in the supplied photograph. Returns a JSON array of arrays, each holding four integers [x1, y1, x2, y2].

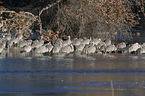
[[0, 48, 145, 96]]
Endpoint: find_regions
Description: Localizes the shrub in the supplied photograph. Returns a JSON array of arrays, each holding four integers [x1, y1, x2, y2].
[[1, 0, 144, 42], [52, 0, 139, 40]]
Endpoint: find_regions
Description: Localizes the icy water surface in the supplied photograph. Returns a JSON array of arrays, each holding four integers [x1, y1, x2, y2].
[[0, 48, 145, 96]]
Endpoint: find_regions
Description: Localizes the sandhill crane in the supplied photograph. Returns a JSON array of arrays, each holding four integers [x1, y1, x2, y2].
[[92, 38, 101, 45], [19, 40, 28, 48], [105, 44, 117, 53], [27, 40, 32, 45], [52, 44, 62, 53], [75, 44, 85, 52], [139, 46, 145, 54], [141, 43, 145, 47], [60, 45, 72, 54], [81, 37, 91, 45], [104, 39, 111, 46], [117, 42, 126, 49], [35, 45, 48, 54], [31, 40, 43, 48], [72, 38, 81, 46], [72, 38, 83, 51], [45, 43, 53, 53], [96, 41, 106, 49], [22, 45, 32, 52], [17, 28, 23, 40], [128, 43, 141, 53], [83, 43, 96, 54], [62, 36, 71, 47], [54, 38, 63, 47], [11, 37, 19, 45]]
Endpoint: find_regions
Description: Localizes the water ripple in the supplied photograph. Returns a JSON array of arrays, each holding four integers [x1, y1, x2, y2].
[[0, 69, 145, 74]]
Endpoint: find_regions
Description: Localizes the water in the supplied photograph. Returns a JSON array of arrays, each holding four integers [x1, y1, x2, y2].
[[0, 48, 145, 96]]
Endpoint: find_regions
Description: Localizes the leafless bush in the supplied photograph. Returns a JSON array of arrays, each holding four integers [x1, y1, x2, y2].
[[0, 6, 37, 38], [51, 0, 139, 40], [0, 0, 144, 42]]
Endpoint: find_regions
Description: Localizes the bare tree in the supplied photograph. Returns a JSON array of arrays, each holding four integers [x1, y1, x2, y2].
[[53, 0, 138, 40]]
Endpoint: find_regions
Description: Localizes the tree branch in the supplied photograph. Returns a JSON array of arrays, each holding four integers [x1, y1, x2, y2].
[[0, 10, 16, 13], [39, 0, 62, 34]]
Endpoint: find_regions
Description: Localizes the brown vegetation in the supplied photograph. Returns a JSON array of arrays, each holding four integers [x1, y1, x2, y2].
[[0, 0, 145, 41]]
